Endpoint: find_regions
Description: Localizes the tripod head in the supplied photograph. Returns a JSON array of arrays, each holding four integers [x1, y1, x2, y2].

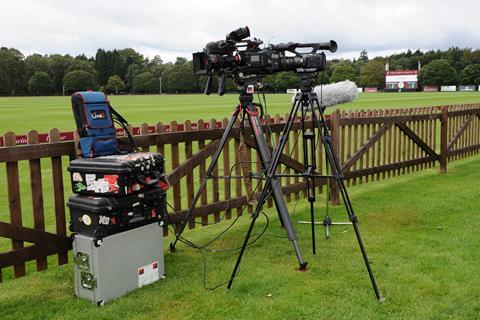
[[298, 73, 318, 93], [236, 81, 265, 119]]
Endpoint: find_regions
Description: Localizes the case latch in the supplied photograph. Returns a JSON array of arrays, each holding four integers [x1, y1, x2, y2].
[[81, 271, 97, 290]]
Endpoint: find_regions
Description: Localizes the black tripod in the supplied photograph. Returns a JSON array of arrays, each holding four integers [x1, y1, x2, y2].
[[170, 83, 308, 272], [228, 75, 382, 302], [295, 88, 351, 242]]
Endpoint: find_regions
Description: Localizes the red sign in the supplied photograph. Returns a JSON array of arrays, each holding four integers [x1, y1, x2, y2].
[[0, 131, 75, 147], [423, 85, 439, 92], [0, 120, 232, 147], [385, 70, 418, 76], [364, 87, 378, 93]]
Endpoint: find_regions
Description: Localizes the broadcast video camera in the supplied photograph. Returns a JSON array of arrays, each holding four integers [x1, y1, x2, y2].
[[192, 26, 337, 95]]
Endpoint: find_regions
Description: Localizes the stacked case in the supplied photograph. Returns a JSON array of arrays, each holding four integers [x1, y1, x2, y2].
[[68, 91, 168, 305], [67, 152, 168, 305], [67, 152, 168, 241]]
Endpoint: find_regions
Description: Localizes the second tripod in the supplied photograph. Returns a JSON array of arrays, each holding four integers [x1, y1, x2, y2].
[[228, 75, 382, 302]]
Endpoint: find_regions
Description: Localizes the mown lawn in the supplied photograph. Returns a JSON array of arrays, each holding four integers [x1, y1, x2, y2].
[[1, 91, 480, 134], [1, 154, 479, 319]]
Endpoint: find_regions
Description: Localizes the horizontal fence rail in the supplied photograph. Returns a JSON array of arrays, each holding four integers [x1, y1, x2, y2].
[[1, 104, 480, 282]]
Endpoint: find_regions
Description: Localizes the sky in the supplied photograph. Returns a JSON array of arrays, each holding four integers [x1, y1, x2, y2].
[[1, 0, 480, 62]]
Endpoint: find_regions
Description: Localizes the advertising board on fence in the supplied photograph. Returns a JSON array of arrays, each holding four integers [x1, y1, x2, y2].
[[423, 85, 439, 92], [441, 85, 457, 92], [459, 85, 476, 92], [364, 87, 378, 93], [385, 70, 418, 92]]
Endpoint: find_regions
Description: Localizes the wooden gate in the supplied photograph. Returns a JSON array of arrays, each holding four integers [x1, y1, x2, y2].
[[444, 105, 480, 160], [2, 104, 480, 282]]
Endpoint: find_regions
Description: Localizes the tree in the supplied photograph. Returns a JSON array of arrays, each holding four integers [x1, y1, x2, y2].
[[274, 72, 299, 92], [24, 54, 52, 80], [159, 63, 174, 92], [174, 57, 187, 65], [0, 47, 25, 95], [66, 60, 98, 77], [125, 64, 145, 90], [27, 71, 55, 95], [331, 63, 358, 83], [460, 64, 480, 86], [359, 50, 369, 63], [418, 59, 458, 86], [63, 70, 96, 93], [165, 61, 198, 93], [150, 55, 163, 66], [106, 75, 126, 94], [359, 59, 386, 88], [74, 54, 90, 61], [49, 54, 74, 93], [133, 72, 158, 93], [118, 48, 144, 66], [316, 71, 330, 85]]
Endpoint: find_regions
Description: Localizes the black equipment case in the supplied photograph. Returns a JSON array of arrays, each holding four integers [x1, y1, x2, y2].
[[68, 152, 167, 197], [67, 187, 167, 240]]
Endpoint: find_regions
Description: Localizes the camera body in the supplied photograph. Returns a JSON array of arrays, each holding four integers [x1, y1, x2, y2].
[[193, 26, 336, 79], [193, 48, 327, 76]]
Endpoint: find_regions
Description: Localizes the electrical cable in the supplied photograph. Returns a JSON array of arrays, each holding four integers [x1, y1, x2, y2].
[[164, 160, 267, 251], [165, 160, 265, 227], [163, 100, 302, 289]]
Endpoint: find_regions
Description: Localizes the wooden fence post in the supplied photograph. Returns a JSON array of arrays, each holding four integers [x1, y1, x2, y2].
[[140, 123, 150, 152], [330, 109, 340, 205], [210, 119, 220, 222], [28, 130, 47, 272], [440, 106, 448, 173], [170, 121, 181, 222], [49, 129, 68, 265], [4, 132, 26, 278], [222, 118, 232, 219], [184, 120, 195, 229]]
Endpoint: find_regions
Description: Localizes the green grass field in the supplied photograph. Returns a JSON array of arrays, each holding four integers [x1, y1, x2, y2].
[[1, 92, 480, 319], [1, 91, 480, 135], [1, 155, 479, 319]]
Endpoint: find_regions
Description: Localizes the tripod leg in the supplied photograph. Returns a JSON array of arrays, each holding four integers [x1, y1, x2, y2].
[[311, 102, 382, 302], [309, 200, 316, 253], [170, 107, 241, 251], [227, 98, 307, 289], [301, 99, 318, 255]]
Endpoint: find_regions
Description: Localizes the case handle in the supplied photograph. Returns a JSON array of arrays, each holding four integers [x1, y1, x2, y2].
[[136, 170, 162, 187]]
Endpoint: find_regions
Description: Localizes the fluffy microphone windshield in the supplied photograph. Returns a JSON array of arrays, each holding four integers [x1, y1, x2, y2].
[[313, 80, 358, 108]]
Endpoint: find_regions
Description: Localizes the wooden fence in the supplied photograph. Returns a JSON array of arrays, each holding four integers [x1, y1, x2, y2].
[[1, 104, 480, 282]]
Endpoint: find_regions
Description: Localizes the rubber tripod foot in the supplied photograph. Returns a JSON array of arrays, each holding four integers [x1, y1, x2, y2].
[[169, 243, 176, 253], [297, 262, 308, 272]]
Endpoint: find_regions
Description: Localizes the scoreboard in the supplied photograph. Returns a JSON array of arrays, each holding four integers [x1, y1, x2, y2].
[[385, 70, 418, 92]]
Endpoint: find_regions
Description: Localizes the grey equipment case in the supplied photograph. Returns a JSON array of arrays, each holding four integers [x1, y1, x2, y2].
[[73, 222, 165, 305]]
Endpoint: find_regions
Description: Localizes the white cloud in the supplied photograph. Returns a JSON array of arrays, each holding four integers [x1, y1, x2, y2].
[[1, 0, 479, 62]]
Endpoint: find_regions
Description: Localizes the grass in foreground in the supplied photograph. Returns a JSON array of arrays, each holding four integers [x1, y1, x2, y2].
[[1, 91, 480, 134], [0, 155, 479, 319]]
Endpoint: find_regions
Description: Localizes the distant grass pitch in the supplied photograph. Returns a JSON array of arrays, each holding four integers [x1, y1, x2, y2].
[[1, 91, 480, 135]]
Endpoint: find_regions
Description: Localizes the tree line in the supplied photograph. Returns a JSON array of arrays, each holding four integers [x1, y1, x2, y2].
[[1, 46, 480, 96]]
